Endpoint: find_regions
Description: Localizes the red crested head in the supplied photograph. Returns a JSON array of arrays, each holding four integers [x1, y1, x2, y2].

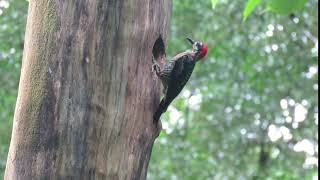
[[198, 43, 208, 60], [186, 37, 209, 61]]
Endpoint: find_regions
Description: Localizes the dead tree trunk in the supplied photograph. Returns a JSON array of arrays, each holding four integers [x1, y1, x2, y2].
[[5, 0, 172, 179]]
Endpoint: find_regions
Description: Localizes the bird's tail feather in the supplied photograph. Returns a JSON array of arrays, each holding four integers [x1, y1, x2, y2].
[[153, 99, 167, 123]]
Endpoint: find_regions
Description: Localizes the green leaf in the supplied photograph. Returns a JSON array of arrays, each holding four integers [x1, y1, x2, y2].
[[243, 0, 262, 21], [211, 0, 219, 9], [267, 0, 308, 14]]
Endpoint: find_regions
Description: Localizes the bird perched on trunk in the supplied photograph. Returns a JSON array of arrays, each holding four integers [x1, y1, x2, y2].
[[152, 37, 208, 123]]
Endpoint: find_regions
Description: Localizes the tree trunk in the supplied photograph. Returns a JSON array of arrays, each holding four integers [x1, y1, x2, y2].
[[5, 0, 172, 179]]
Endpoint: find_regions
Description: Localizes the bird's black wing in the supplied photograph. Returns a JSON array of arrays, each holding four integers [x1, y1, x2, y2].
[[153, 53, 195, 123], [167, 54, 194, 98]]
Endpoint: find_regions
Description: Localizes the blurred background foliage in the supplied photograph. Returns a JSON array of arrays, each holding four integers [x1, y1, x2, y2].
[[148, 0, 318, 179], [0, 0, 318, 179]]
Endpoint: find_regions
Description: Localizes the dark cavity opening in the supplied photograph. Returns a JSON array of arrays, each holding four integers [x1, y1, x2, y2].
[[152, 36, 166, 61]]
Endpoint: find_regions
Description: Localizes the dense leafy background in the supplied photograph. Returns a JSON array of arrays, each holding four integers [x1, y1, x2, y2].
[[0, 0, 318, 179]]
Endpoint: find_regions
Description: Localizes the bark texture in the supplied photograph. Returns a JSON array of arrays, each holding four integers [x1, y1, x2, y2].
[[5, 0, 172, 179]]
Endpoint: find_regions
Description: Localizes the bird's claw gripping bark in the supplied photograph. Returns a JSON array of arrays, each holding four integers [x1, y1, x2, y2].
[[151, 55, 161, 73], [152, 63, 160, 73]]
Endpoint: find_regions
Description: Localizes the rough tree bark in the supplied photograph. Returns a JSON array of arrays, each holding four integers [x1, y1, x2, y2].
[[5, 0, 172, 179]]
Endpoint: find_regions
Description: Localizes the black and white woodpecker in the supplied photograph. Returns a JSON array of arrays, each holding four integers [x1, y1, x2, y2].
[[152, 37, 209, 123]]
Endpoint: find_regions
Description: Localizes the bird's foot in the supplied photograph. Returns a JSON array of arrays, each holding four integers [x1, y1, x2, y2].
[[151, 63, 160, 73], [151, 54, 161, 73]]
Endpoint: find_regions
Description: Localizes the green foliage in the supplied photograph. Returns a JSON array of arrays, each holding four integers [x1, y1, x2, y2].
[[149, 0, 318, 179], [242, 0, 310, 20]]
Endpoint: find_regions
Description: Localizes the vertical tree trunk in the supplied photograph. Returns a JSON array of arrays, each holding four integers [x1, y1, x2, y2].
[[5, 0, 172, 179]]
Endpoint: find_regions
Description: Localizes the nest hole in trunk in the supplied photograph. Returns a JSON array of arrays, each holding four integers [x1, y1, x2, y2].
[[152, 36, 166, 61]]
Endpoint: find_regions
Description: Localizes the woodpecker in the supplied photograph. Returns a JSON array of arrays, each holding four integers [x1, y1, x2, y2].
[[152, 37, 209, 123]]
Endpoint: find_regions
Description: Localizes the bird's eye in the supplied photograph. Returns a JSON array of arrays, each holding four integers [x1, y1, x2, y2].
[[196, 43, 202, 50]]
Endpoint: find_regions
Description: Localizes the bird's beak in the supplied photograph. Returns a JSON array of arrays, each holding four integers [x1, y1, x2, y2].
[[186, 37, 194, 45]]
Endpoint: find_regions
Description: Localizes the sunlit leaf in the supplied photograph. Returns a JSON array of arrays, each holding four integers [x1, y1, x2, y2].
[[267, 0, 309, 14], [243, 0, 262, 21], [211, 0, 219, 9]]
